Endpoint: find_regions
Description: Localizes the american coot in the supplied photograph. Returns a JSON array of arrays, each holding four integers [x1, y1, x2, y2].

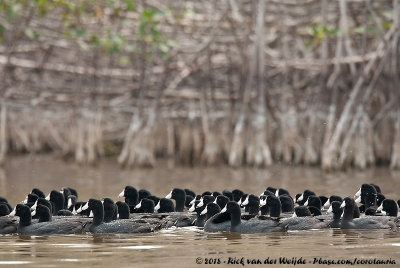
[[184, 189, 196, 198], [67, 195, 77, 212], [275, 188, 290, 197], [327, 201, 342, 228], [11, 204, 85, 235], [116, 201, 130, 219], [232, 189, 244, 202], [102, 198, 118, 222], [83, 199, 158, 233], [135, 198, 155, 213], [259, 195, 270, 216], [377, 199, 398, 217], [155, 198, 174, 213], [165, 188, 186, 212], [281, 206, 327, 230], [242, 194, 260, 215], [263, 195, 282, 218], [46, 190, 65, 215], [118, 186, 139, 213], [193, 196, 215, 227], [60, 187, 72, 209], [238, 194, 248, 208], [203, 206, 231, 232], [279, 195, 294, 213], [304, 196, 322, 210], [31, 188, 45, 199], [323, 195, 342, 210], [138, 189, 151, 201], [340, 197, 396, 230], [295, 190, 316, 206], [222, 190, 233, 201], [0, 204, 10, 217], [213, 195, 229, 210], [200, 203, 221, 221], [220, 202, 285, 233]]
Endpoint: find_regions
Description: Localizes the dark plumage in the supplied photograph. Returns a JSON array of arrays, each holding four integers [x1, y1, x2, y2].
[[221, 202, 286, 233], [118, 186, 139, 213], [12, 204, 85, 234], [214, 195, 230, 210], [340, 197, 396, 230], [166, 188, 186, 212], [155, 198, 174, 213], [232, 189, 244, 202], [279, 194, 294, 213], [116, 201, 130, 219], [135, 198, 155, 213], [46, 190, 65, 215], [84, 199, 157, 233]]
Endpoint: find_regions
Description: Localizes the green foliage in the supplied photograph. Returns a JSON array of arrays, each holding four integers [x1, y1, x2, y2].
[[305, 23, 339, 49], [138, 8, 177, 60], [0, 0, 176, 64]]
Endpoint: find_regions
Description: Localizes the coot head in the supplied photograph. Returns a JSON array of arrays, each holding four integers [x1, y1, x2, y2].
[[292, 206, 312, 217], [200, 202, 221, 221], [31, 188, 45, 199], [214, 195, 229, 210], [102, 198, 116, 223], [118, 186, 139, 208], [232, 189, 244, 202], [46, 190, 65, 215], [184, 189, 196, 198], [377, 199, 398, 217], [0, 203, 10, 216], [266, 195, 281, 217], [323, 195, 342, 209], [138, 189, 151, 201], [33, 204, 52, 222], [116, 201, 130, 219], [154, 198, 174, 213], [242, 194, 259, 215], [135, 198, 155, 213], [165, 188, 186, 212], [279, 194, 294, 213], [276, 188, 290, 197], [304, 196, 321, 210], [222, 190, 233, 201]]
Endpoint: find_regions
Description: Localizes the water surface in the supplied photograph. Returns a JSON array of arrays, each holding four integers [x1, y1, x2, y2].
[[0, 156, 399, 267]]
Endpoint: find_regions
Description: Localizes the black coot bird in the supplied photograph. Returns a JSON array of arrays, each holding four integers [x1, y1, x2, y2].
[[11, 204, 85, 234], [340, 197, 396, 230], [83, 199, 158, 233], [118, 186, 139, 213], [135, 198, 155, 213], [213, 195, 230, 210], [327, 201, 342, 228], [220, 202, 285, 233], [282, 206, 327, 230], [377, 199, 398, 217], [165, 188, 186, 212], [116, 201, 130, 219]]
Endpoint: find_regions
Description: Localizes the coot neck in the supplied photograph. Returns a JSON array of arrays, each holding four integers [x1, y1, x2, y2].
[[247, 203, 259, 215], [269, 202, 281, 218], [175, 195, 185, 212], [260, 205, 270, 216], [92, 203, 104, 226], [229, 206, 242, 228], [19, 208, 32, 227], [365, 194, 376, 208], [342, 204, 354, 221]]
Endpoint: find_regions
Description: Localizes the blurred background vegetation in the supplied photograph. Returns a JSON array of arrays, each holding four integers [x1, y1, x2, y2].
[[0, 0, 399, 171]]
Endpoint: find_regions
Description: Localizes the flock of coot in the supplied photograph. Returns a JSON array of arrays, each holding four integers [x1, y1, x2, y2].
[[0, 183, 399, 234]]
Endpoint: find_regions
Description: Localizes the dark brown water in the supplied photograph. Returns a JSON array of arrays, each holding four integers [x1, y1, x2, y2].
[[0, 155, 400, 267]]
